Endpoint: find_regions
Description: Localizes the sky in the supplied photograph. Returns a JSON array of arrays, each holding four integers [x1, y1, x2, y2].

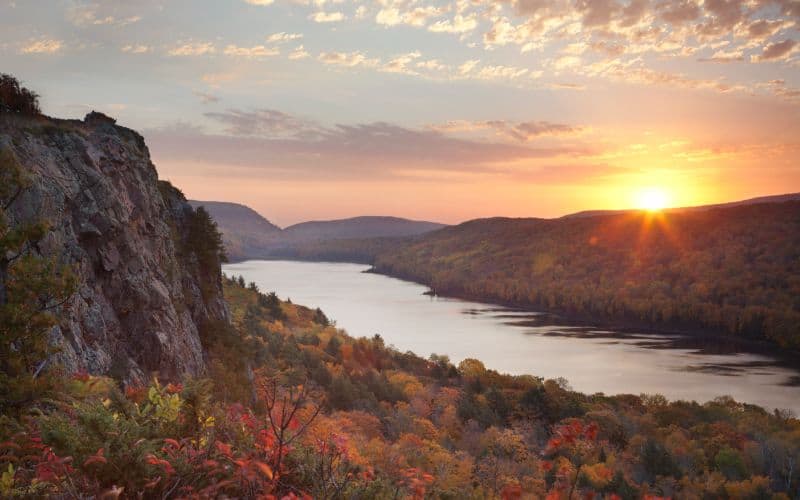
[[1, 0, 799, 226]]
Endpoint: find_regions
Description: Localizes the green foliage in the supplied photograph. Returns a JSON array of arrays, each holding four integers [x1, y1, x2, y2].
[[715, 446, 747, 480], [186, 205, 228, 273]]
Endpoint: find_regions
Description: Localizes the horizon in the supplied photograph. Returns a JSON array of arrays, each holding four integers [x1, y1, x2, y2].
[[2, 0, 799, 226], [191, 190, 800, 227]]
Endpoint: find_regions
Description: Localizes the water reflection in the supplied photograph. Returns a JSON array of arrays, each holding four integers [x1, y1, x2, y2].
[[224, 260, 800, 413]]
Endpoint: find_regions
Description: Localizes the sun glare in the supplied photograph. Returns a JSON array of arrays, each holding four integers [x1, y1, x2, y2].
[[634, 187, 670, 211]]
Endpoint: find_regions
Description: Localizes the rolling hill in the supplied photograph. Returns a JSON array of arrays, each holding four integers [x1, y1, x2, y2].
[[371, 200, 800, 349], [189, 200, 446, 261]]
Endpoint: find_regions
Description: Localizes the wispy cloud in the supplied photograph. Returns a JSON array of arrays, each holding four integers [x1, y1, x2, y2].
[[310, 11, 344, 23], [267, 32, 303, 43], [121, 44, 151, 54], [319, 51, 379, 67], [751, 39, 798, 62], [20, 38, 63, 54], [223, 44, 280, 58], [168, 42, 216, 56], [146, 108, 596, 181]]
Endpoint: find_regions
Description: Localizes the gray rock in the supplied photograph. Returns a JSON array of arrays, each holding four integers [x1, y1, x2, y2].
[[0, 113, 229, 385]]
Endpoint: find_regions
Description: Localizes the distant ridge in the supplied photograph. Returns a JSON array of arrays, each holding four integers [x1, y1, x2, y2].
[[283, 216, 446, 242], [188, 201, 447, 261], [564, 192, 800, 219]]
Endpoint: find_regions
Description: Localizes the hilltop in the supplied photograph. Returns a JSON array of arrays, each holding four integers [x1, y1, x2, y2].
[[189, 199, 446, 262]]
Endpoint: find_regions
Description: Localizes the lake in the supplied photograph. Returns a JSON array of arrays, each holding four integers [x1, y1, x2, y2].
[[224, 260, 800, 414]]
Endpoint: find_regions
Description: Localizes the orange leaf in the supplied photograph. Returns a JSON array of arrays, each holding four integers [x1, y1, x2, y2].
[[255, 461, 274, 480], [215, 441, 233, 457]]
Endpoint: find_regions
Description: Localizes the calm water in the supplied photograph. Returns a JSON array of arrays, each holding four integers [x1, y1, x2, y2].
[[224, 260, 800, 413]]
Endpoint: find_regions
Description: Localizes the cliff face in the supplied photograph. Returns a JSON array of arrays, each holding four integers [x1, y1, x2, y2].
[[0, 112, 228, 383]]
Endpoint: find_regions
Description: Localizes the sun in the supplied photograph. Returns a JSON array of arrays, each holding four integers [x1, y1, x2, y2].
[[634, 187, 670, 211]]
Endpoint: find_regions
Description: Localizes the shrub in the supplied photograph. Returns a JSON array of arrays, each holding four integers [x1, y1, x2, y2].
[[0, 74, 40, 115]]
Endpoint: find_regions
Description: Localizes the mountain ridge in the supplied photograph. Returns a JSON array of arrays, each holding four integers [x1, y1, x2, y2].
[[189, 200, 447, 261]]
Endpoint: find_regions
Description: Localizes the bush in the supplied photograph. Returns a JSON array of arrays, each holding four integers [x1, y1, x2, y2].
[[0, 74, 40, 115]]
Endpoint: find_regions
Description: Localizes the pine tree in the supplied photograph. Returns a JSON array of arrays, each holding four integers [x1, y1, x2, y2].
[[0, 147, 75, 413]]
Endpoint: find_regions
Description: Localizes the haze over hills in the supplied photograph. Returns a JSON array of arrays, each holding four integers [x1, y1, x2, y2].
[[190, 199, 446, 261]]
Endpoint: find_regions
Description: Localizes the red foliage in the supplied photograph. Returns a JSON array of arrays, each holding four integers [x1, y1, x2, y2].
[[500, 483, 523, 499], [400, 467, 436, 499]]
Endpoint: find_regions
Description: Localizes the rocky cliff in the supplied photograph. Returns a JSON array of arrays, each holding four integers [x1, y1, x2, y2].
[[0, 112, 228, 383]]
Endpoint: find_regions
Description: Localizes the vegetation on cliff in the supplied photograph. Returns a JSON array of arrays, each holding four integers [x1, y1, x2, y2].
[[0, 147, 75, 415], [0, 74, 40, 115]]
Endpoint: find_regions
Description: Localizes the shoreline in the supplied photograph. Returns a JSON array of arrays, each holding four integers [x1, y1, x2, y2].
[[224, 257, 800, 374]]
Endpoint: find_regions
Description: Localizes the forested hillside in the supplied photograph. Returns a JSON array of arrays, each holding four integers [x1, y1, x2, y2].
[[369, 202, 800, 349], [188, 200, 282, 262], [4, 276, 799, 498]]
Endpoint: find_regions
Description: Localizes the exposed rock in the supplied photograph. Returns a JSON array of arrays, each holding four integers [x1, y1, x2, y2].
[[0, 112, 229, 384]]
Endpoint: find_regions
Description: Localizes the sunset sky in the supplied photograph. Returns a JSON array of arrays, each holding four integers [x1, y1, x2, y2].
[[2, 0, 799, 225]]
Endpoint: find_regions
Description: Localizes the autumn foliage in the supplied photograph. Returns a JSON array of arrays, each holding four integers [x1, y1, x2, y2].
[[1, 275, 799, 498]]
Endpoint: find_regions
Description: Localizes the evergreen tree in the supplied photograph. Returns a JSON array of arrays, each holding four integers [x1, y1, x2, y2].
[[0, 147, 75, 413]]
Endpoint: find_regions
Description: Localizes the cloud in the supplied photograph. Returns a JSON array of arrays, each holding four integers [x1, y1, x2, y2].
[[762, 79, 800, 101], [576, 0, 620, 28], [148, 110, 593, 180], [458, 59, 480, 75], [244, 0, 274, 5], [751, 39, 797, 62], [382, 51, 422, 74], [121, 44, 151, 54], [20, 38, 63, 54], [548, 82, 586, 90], [475, 65, 530, 80], [428, 14, 478, 33], [223, 44, 280, 58], [202, 72, 237, 88], [67, 4, 142, 27], [376, 6, 441, 27], [267, 32, 303, 43], [204, 109, 323, 137], [697, 47, 744, 63], [416, 59, 447, 71], [168, 42, 216, 56], [432, 119, 582, 141], [194, 91, 220, 104], [743, 19, 790, 41], [319, 51, 379, 67], [288, 45, 310, 59], [310, 11, 344, 22]]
